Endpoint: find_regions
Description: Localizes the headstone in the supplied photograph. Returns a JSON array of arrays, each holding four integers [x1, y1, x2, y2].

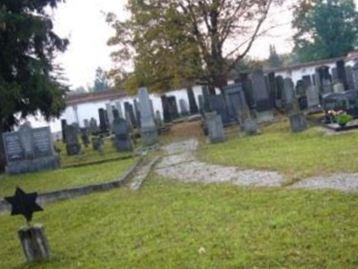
[[224, 83, 248, 123], [202, 86, 211, 113], [336, 60, 348, 90], [208, 94, 231, 125], [282, 78, 295, 112], [306, 85, 320, 109], [133, 99, 141, 128], [92, 136, 104, 154], [267, 72, 277, 107], [106, 103, 114, 130], [65, 125, 81, 156], [238, 73, 255, 109], [61, 119, 67, 143], [113, 108, 120, 120], [80, 128, 90, 148], [352, 62, 358, 90], [155, 110, 163, 129], [187, 87, 199, 114], [275, 76, 285, 108], [251, 69, 272, 112], [322, 79, 333, 94], [198, 95, 204, 114], [112, 118, 133, 152], [115, 101, 123, 119], [138, 87, 158, 146], [98, 108, 108, 133], [179, 99, 190, 116], [83, 119, 90, 129], [161, 95, 172, 123], [333, 82, 345, 93], [346, 66, 355, 90], [289, 113, 308, 133], [243, 117, 259, 136], [316, 66, 332, 93], [2, 126, 59, 174], [124, 102, 137, 128], [167, 96, 179, 120], [89, 118, 99, 134], [205, 112, 225, 143]]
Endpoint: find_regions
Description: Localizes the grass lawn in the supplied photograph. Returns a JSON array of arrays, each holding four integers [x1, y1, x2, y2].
[[199, 118, 358, 179], [0, 158, 135, 198], [0, 177, 357, 269], [56, 137, 133, 168]]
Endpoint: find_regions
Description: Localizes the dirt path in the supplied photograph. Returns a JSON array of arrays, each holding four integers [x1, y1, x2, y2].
[[155, 139, 358, 193]]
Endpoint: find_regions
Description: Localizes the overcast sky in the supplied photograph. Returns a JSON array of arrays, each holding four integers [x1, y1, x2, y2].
[[51, 0, 357, 89]]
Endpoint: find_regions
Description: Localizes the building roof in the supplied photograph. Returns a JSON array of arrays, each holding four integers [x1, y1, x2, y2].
[[66, 90, 127, 106]]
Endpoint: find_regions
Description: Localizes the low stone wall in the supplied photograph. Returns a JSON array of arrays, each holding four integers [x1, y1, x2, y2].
[[0, 158, 143, 213]]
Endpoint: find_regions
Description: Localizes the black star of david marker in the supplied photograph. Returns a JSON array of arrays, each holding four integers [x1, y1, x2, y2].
[[5, 187, 43, 224]]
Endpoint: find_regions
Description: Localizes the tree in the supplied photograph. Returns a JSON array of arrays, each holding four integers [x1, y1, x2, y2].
[[293, 0, 358, 62], [108, 0, 281, 94], [267, 45, 283, 68], [0, 0, 68, 132], [92, 67, 109, 92]]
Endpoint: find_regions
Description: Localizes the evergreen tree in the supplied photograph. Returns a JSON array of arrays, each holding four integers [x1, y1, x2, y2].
[[267, 45, 283, 68], [93, 67, 109, 92]]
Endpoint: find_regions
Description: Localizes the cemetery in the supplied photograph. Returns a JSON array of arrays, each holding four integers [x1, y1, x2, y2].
[[1, 0, 358, 268]]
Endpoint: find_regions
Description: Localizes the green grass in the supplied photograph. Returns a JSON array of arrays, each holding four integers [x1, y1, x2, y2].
[[56, 137, 133, 168], [0, 177, 357, 269], [0, 158, 135, 198], [199, 119, 358, 179]]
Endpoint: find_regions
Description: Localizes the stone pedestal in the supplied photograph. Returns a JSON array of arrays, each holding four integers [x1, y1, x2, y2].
[[18, 225, 50, 262]]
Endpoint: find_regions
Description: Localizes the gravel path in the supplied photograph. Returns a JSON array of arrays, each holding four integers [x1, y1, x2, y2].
[[155, 139, 358, 193]]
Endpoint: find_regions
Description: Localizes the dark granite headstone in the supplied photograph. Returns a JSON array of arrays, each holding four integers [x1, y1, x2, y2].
[[2, 126, 59, 174], [352, 62, 358, 90], [267, 72, 277, 107], [251, 69, 272, 112], [187, 87, 199, 114], [98, 108, 108, 133], [289, 113, 308, 133], [161, 95, 172, 123], [306, 85, 320, 109], [133, 99, 141, 128], [106, 103, 114, 130], [205, 112, 225, 143], [198, 95, 204, 114], [179, 99, 189, 116], [124, 102, 137, 128], [167, 96, 179, 120], [283, 78, 295, 113], [336, 60, 348, 91], [275, 76, 285, 108], [208, 94, 231, 125], [202, 86, 211, 113], [346, 66, 354, 90], [61, 119, 67, 143], [238, 73, 255, 109], [224, 83, 248, 123], [80, 128, 90, 148], [65, 125, 81, 156], [139, 87, 158, 146], [112, 118, 133, 152], [89, 118, 99, 134]]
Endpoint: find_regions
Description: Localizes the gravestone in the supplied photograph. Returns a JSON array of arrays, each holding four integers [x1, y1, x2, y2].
[[296, 80, 308, 110], [92, 136, 104, 154], [167, 96, 179, 120], [352, 62, 358, 90], [224, 83, 247, 123], [161, 95, 172, 123], [89, 118, 99, 134], [275, 76, 285, 108], [208, 94, 231, 125], [98, 108, 108, 133], [336, 60, 348, 91], [65, 125, 81, 156], [238, 73, 255, 109], [250, 69, 274, 122], [187, 87, 199, 114], [113, 109, 120, 120], [316, 66, 332, 93], [346, 66, 354, 90], [133, 99, 141, 128], [306, 85, 320, 109], [179, 99, 190, 116], [205, 112, 225, 143], [61, 119, 67, 143], [83, 119, 90, 129], [282, 78, 295, 112], [124, 102, 137, 128], [267, 72, 277, 107], [322, 79, 333, 94], [243, 117, 259, 136], [112, 118, 133, 152], [333, 82, 345, 93], [106, 103, 114, 131], [2, 126, 59, 174], [80, 128, 90, 148], [155, 111, 163, 129], [289, 113, 308, 133], [331, 67, 338, 82], [115, 101, 123, 119], [202, 86, 211, 113], [138, 87, 158, 146]]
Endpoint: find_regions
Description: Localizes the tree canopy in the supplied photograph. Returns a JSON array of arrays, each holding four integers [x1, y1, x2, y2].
[[293, 0, 358, 62], [0, 0, 68, 131], [108, 0, 280, 94]]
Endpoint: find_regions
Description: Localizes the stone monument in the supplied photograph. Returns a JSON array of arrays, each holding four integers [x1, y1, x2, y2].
[[138, 87, 158, 146], [205, 112, 225, 143]]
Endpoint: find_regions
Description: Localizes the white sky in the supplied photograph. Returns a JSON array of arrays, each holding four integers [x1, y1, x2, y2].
[[51, 0, 357, 89]]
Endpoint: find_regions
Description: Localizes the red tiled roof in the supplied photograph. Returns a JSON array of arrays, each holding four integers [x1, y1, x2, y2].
[[66, 90, 127, 106]]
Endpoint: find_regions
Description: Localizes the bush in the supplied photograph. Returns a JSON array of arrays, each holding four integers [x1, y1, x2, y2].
[[336, 113, 353, 127]]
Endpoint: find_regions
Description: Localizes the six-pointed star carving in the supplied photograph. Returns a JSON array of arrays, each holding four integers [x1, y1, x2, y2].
[[5, 187, 43, 222]]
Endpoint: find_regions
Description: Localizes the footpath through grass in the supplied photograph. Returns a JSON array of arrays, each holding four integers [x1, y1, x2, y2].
[[0, 177, 357, 269], [0, 158, 135, 198], [199, 119, 358, 179]]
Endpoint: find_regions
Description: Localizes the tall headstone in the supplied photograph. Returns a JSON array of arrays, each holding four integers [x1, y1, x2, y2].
[[224, 83, 248, 123], [336, 60, 348, 91], [115, 101, 123, 119], [167, 96, 179, 120], [198, 95, 204, 114], [161, 95, 172, 123], [267, 72, 277, 107], [306, 85, 320, 109], [346, 65, 355, 90], [124, 102, 137, 128], [138, 88, 158, 146], [187, 87, 199, 114], [333, 82, 345, 93], [2, 126, 59, 174], [133, 99, 141, 128], [98, 108, 108, 133], [238, 73, 255, 109], [80, 128, 90, 148], [61, 119, 67, 143], [83, 119, 90, 129], [106, 103, 114, 130], [282, 78, 295, 113], [208, 94, 231, 125], [202, 86, 211, 113], [89, 118, 99, 134], [179, 99, 189, 116], [205, 112, 225, 143], [112, 117, 133, 152], [275, 76, 285, 108], [65, 125, 81, 156], [352, 62, 358, 90]]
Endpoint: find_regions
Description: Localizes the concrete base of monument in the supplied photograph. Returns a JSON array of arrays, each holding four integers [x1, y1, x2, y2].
[[140, 126, 159, 147], [5, 155, 60, 175], [18, 224, 51, 262]]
